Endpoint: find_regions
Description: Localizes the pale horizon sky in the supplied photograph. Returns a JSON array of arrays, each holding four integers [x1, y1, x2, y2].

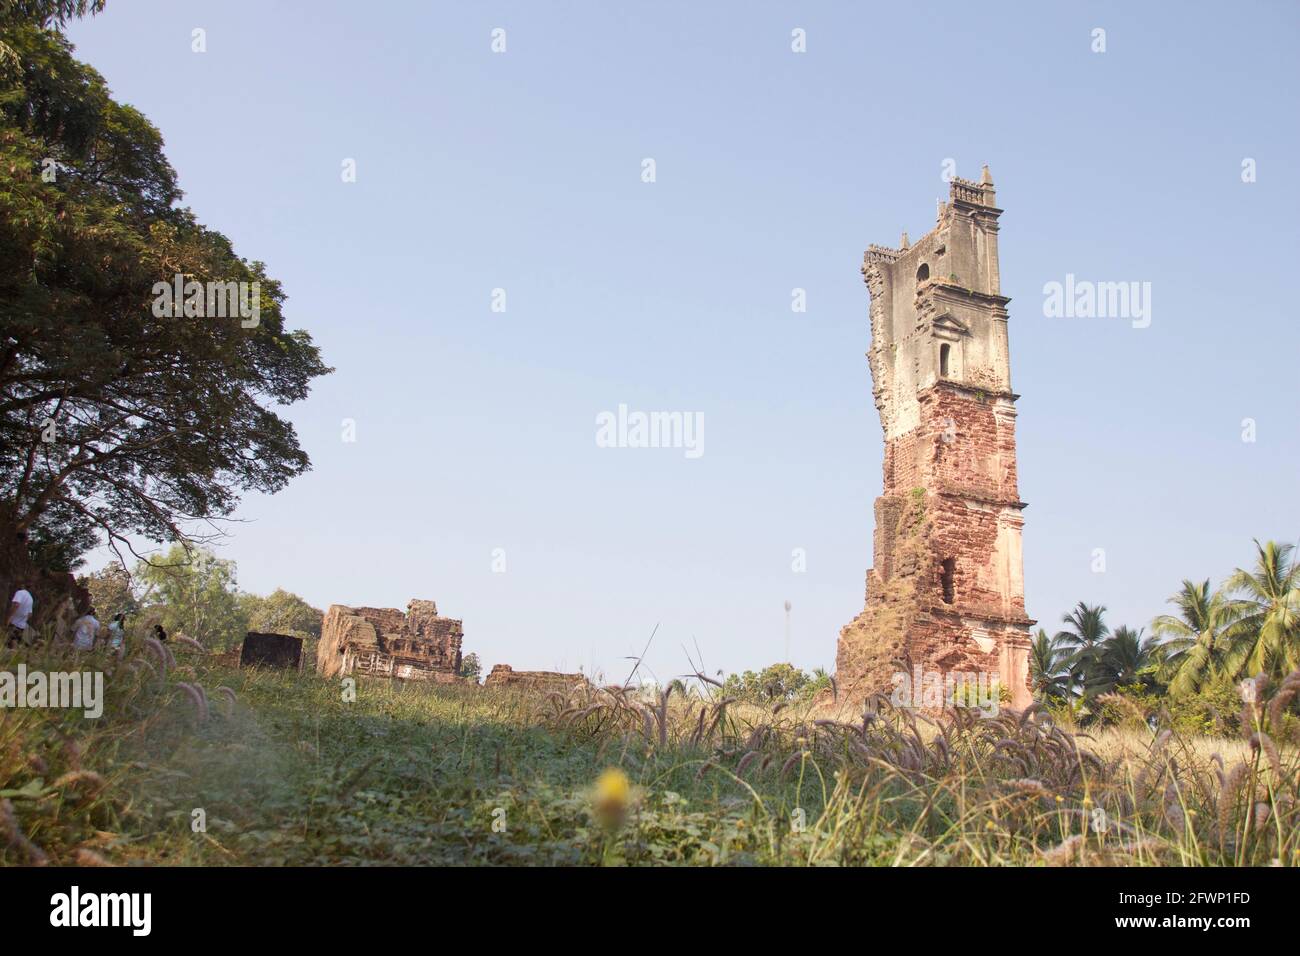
[[68, 1, 1299, 682]]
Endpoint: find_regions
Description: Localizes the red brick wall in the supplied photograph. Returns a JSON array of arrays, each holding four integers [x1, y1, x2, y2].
[[837, 382, 1032, 710]]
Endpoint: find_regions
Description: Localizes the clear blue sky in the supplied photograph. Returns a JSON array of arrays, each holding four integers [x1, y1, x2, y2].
[[68, 1, 1299, 682]]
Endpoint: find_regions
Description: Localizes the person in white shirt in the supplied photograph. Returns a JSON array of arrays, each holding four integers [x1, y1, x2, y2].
[[107, 613, 126, 653], [6, 583, 33, 648], [71, 606, 100, 652]]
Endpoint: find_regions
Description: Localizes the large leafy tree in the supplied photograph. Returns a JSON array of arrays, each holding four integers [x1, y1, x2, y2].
[[78, 557, 133, 616], [239, 587, 322, 637], [0, 1, 103, 43], [721, 662, 828, 704], [134, 545, 244, 650], [0, 3, 329, 575]]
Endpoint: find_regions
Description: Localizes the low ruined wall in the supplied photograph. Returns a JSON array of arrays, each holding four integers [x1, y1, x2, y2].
[[484, 664, 588, 693]]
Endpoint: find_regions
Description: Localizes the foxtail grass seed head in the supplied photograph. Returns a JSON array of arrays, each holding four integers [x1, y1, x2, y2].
[[216, 686, 237, 718], [1040, 834, 1085, 867], [0, 798, 48, 866], [142, 637, 169, 677], [53, 770, 107, 796], [1253, 802, 1271, 831], [176, 682, 209, 722]]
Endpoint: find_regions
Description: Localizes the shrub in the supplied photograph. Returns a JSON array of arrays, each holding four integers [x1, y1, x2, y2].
[[720, 663, 829, 704]]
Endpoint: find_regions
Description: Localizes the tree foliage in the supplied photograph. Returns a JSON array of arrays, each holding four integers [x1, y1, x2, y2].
[[1028, 628, 1074, 703], [134, 545, 244, 650], [0, 4, 329, 574], [240, 587, 322, 638], [1088, 625, 1159, 696], [721, 662, 830, 704], [77, 557, 131, 616], [1037, 540, 1300, 730], [1219, 540, 1300, 681], [1153, 578, 1227, 694], [459, 652, 482, 683]]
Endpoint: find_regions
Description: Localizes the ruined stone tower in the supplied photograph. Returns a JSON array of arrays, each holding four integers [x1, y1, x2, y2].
[[835, 167, 1033, 710]]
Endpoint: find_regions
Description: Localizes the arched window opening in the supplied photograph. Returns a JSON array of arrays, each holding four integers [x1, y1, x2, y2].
[[940, 558, 956, 604], [916, 263, 930, 284], [939, 343, 951, 378]]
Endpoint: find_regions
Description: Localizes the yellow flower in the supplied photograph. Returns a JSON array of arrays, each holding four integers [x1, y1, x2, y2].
[[593, 767, 630, 825], [596, 767, 629, 804]]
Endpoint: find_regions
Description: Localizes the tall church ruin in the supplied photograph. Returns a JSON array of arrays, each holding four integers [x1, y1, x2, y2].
[[835, 168, 1033, 710]]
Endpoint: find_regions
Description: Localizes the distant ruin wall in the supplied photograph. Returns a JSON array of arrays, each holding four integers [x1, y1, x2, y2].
[[483, 664, 587, 693], [317, 599, 464, 681]]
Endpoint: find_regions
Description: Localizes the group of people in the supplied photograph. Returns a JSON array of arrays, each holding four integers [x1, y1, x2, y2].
[[6, 580, 167, 653]]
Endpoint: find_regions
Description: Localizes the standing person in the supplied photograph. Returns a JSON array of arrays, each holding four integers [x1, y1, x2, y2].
[[6, 581, 33, 648], [71, 605, 100, 652], [107, 612, 126, 653]]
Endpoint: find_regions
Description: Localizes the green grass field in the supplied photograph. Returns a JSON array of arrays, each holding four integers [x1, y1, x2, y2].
[[2, 641, 1297, 866]]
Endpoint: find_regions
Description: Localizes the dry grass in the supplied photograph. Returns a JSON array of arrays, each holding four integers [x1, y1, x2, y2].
[[1, 642, 1297, 866], [530, 673, 1300, 865]]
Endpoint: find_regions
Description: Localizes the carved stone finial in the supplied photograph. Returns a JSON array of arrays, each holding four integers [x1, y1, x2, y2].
[[899, 231, 910, 250], [980, 163, 993, 185]]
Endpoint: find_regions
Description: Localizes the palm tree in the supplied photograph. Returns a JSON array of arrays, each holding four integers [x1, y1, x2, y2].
[[1151, 578, 1239, 696], [1028, 628, 1074, 702], [1056, 601, 1108, 646], [1090, 625, 1158, 696], [1055, 602, 1109, 691], [1218, 540, 1300, 682]]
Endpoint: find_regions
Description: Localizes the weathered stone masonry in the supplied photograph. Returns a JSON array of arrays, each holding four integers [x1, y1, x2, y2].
[[316, 599, 464, 681], [483, 664, 588, 692], [835, 168, 1034, 709]]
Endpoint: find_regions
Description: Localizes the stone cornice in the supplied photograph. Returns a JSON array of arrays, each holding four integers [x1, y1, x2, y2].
[[920, 602, 1037, 629], [920, 381, 1021, 404], [928, 281, 1011, 309], [935, 486, 1028, 511]]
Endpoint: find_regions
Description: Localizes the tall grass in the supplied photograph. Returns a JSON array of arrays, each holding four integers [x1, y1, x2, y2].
[[1, 641, 1296, 866]]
